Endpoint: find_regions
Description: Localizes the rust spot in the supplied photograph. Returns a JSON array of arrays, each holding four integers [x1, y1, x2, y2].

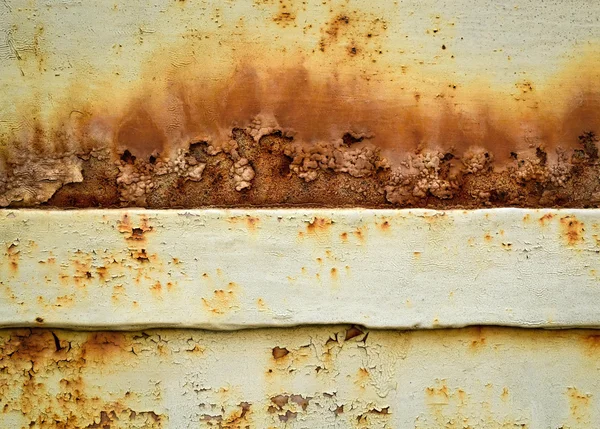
[[306, 217, 333, 234], [151, 281, 162, 293], [330, 267, 338, 279], [81, 332, 127, 362], [484, 233, 493, 242], [539, 213, 555, 226], [35, 317, 44, 323], [377, 220, 391, 232], [6, 243, 19, 274], [245, 216, 259, 232], [272, 346, 289, 360], [340, 232, 349, 242], [560, 216, 585, 246], [353, 227, 366, 243], [131, 248, 150, 262], [413, 251, 421, 259]]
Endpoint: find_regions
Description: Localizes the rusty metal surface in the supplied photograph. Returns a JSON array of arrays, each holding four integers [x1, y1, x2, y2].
[[1, 0, 600, 208], [1, 208, 599, 330], [1, 325, 599, 428]]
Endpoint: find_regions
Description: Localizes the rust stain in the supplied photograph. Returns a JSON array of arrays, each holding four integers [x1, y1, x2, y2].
[[306, 217, 333, 234], [483, 233, 493, 242], [353, 226, 366, 244], [340, 232, 348, 242], [560, 216, 585, 246], [377, 219, 391, 232], [539, 213, 555, 226], [6, 242, 19, 274]]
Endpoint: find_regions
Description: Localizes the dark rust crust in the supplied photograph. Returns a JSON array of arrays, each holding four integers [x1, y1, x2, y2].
[[34, 128, 600, 209]]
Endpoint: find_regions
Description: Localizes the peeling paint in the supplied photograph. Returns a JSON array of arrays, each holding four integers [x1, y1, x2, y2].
[[0, 326, 598, 428]]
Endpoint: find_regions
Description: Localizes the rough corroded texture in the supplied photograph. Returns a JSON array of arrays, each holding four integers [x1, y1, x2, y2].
[[1, 0, 600, 208], [0, 326, 599, 428], [1, 208, 599, 330]]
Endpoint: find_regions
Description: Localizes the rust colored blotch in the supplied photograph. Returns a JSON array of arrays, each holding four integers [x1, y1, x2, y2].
[[7, 243, 19, 273], [340, 232, 348, 242], [345, 326, 364, 341], [116, 107, 166, 158], [151, 281, 162, 293], [560, 216, 585, 246], [330, 267, 338, 279], [272, 346, 289, 360], [353, 227, 366, 243], [484, 233, 493, 242], [246, 216, 259, 232], [82, 332, 126, 361], [306, 217, 333, 234], [378, 220, 391, 232], [539, 213, 555, 226]]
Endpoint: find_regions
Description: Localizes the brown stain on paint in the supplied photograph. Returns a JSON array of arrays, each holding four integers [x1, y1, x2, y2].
[[3, 3, 600, 210], [560, 216, 585, 246]]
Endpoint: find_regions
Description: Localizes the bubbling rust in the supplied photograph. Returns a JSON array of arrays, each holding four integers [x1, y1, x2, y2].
[[2, 1, 600, 208]]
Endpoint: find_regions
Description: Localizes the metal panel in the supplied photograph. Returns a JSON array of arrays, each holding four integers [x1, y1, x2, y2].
[[1, 208, 599, 330], [1, 0, 600, 208], [0, 325, 599, 428]]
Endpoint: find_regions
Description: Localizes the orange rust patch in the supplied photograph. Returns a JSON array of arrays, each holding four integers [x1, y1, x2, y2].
[[377, 220, 391, 232], [330, 267, 338, 280], [353, 226, 366, 244], [306, 217, 333, 234], [413, 251, 421, 259], [202, 283, 238, 315], [6, 243, 19, 274], [81, 332, 127, 362], [340, 232, 349, 242], [560, 216, 585, 246], [484, 233, 493, 242], [245, 216, 259, 232], [151, 281, 162, 294], [539, 213, 555, 226]]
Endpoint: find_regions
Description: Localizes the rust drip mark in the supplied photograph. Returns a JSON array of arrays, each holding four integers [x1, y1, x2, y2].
[[81, 332, 127, 362], [6, 242, 19, 274], [330, 267, 338, 280], [353, 226, 366, 244], [344, 326, 364, 341], [118, 213, 154, 241], [131, 248, 150, 262], [539, 213, 555, 226], [377, 219, 391, 232], [272, 346, 289, 360], [581, 334, 600, 356], [560, 216, 585, 246], [566, 387, 592, 426], [245, 215, 259, 233], [151, 281, 162, 295], [271, 0, 296, 27], [306, 217, 333, 234], [425, 382, 450, 405], [501, 387, 510, 402]]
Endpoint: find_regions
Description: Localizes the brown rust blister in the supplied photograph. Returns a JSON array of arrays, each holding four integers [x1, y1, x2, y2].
[[2, 2, 600, 209]]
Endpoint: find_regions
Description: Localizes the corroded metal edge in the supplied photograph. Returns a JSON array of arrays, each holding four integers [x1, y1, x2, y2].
[[1, 208, 599, 330]]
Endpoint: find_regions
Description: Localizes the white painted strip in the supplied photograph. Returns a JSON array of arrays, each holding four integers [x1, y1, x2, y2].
[[0, 209, 598, 330]]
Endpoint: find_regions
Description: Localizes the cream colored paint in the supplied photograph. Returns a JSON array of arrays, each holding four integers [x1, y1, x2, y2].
[[1, 208, 598, 330], [0, 326, 598, 428]]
